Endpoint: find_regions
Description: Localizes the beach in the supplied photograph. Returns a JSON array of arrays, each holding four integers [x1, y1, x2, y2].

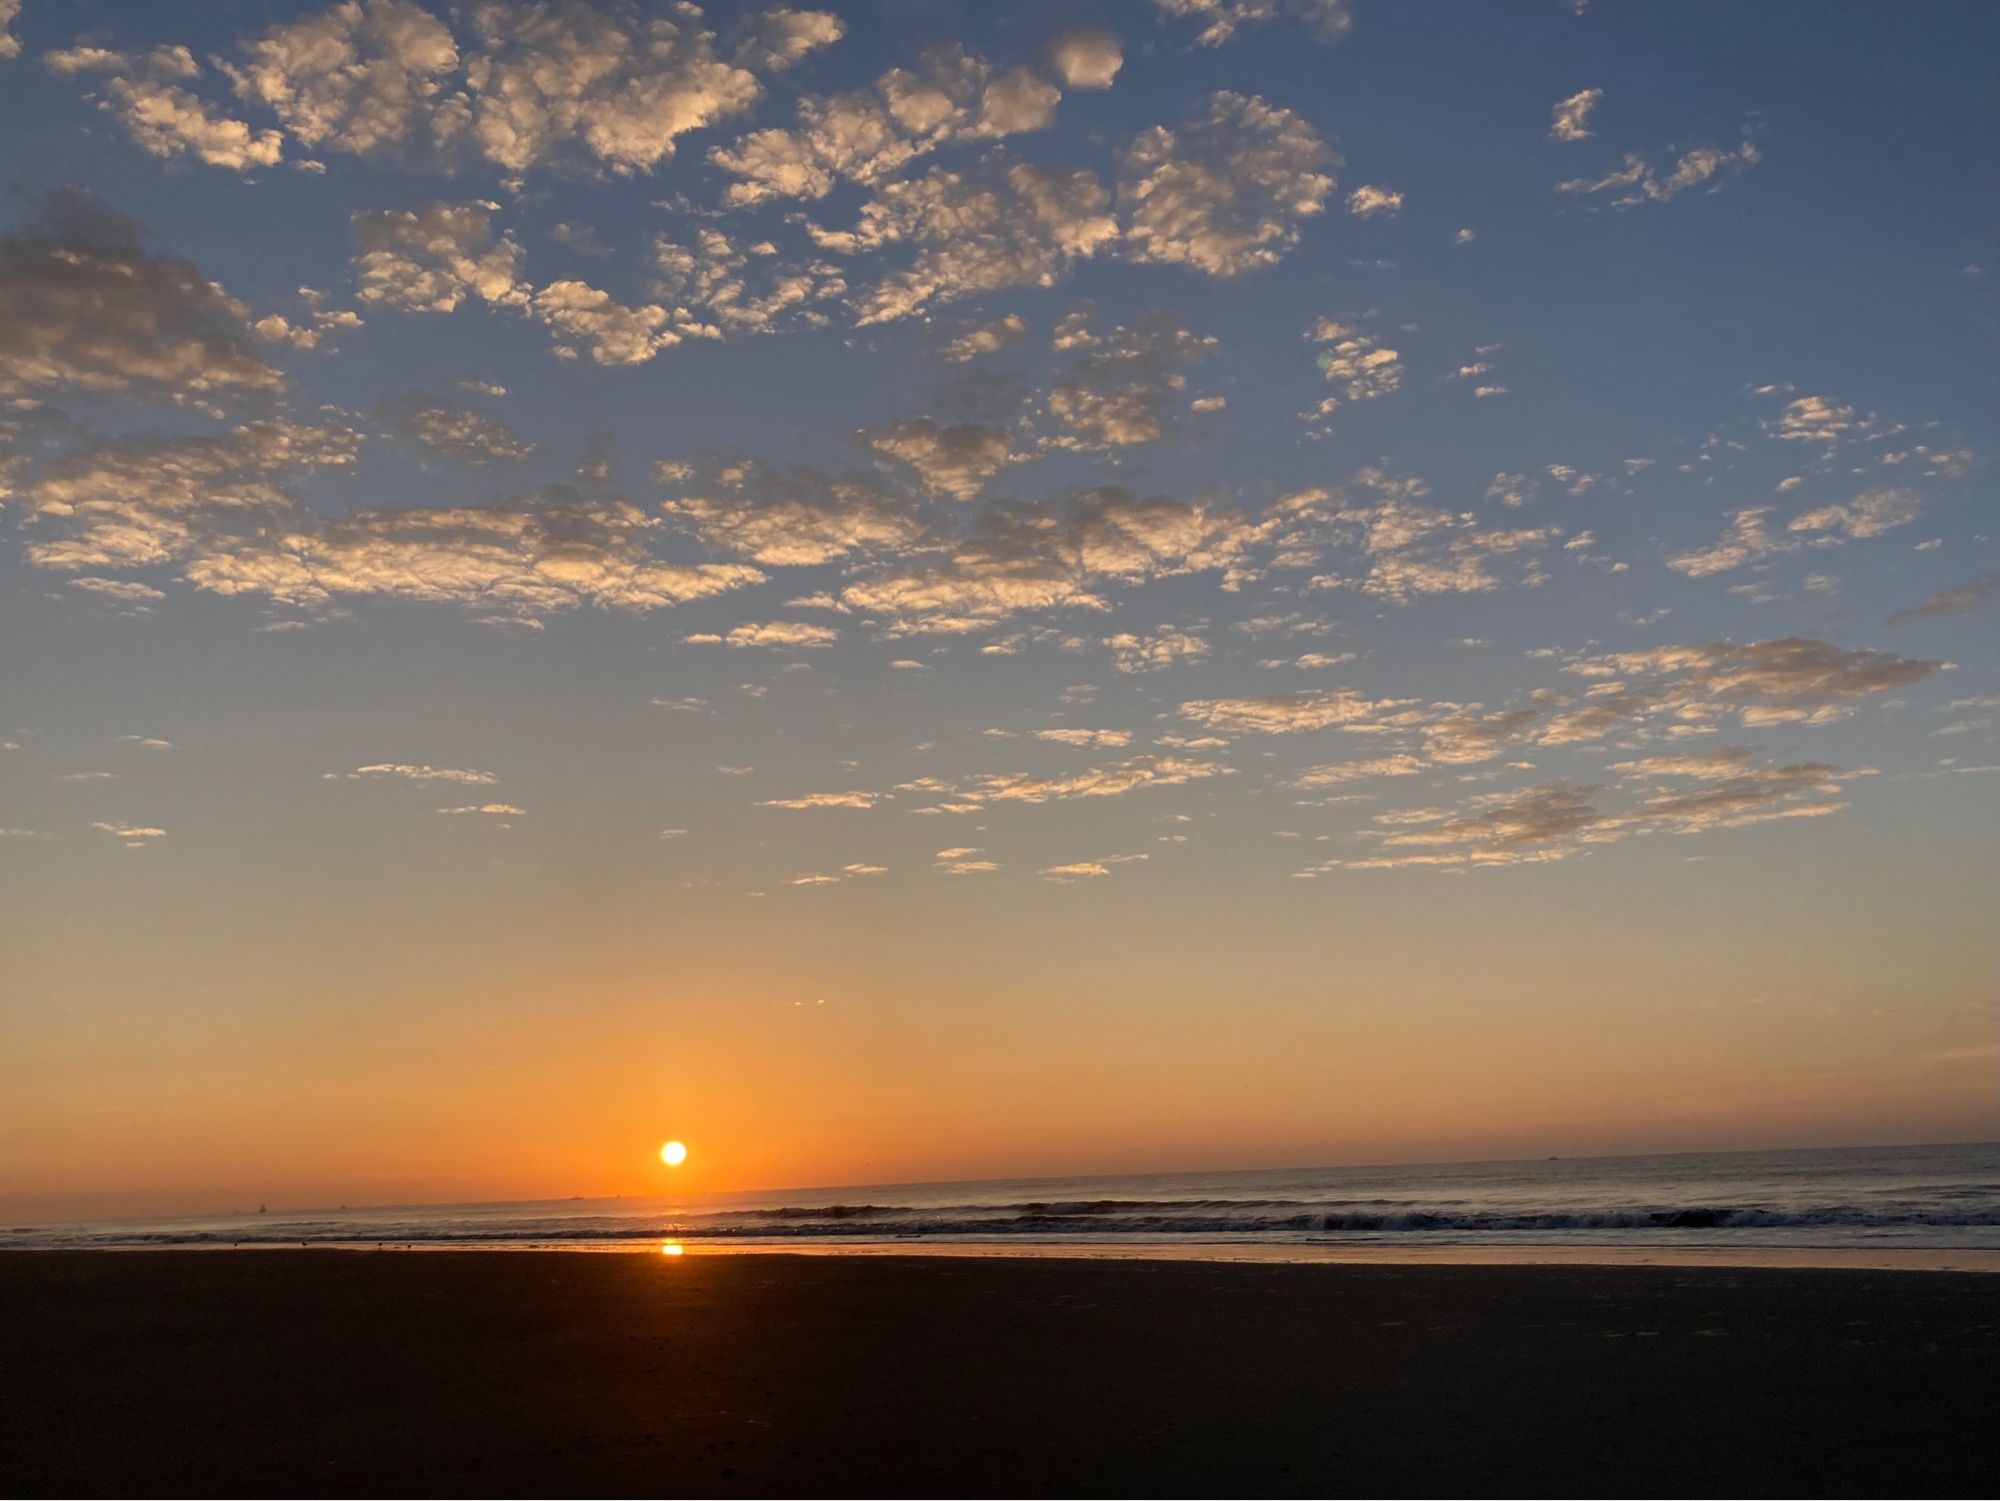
[[3, 1251, 1994, 1497]]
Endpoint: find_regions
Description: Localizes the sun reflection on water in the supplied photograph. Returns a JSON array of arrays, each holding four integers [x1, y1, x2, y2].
[[660, 1240, 685, 1257]]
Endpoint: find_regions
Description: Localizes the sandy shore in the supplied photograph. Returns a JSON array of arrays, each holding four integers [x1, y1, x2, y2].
[[3, 1252, 1994, 1497]]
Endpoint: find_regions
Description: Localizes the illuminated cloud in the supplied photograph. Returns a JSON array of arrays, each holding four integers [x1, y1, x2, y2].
[[1180, 691, 1388, 734], [940, 313, 1028, 363], [662, 462, 927, 567], [0, 190, 283, 400], [455, 0, 777, 174], [859, 417, 1019, 501], [1104, 628, 1209, 673], [1047, 308, 1220, 449], [1035, 728, 1133, 748], [1295, 754, 1427, 786], [1668, 507, 1786, 578], [222, 0, 461, 159], [1048, 30, 1122, 89], [332, 763, 498, 784], [822, 152, 1117, 324], [712, 621, 839, 649], [969, 754, 1231, 803], [1118, 92, 1337, 277], [1153, 0, 1353, 48], [1766, 394, 1856, 445], [838, 487, 1260, 634], [1345, 185, 1403, 218], [184, 491, 763, 616], [1548, 88, 1603, 143], [712, 42, 1059, 206], [761, 790, 882, 809], [0, 0, 18, 59], [1788, 488, 1920, 541], [1302, 317, 1400, 430], [45, 45, 283, 171], [381, 397, 535, 464], [1577, 637, 1945, 729], [351, 200, 527, 314], [652, 225, 846, 338], [23, 421, 361, 570], [1557, 127, 1760, 206]]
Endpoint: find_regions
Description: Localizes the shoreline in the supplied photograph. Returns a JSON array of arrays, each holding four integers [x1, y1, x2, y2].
[[26, 1238, 1999, 1274], [6, 1250, 1995, 1495]]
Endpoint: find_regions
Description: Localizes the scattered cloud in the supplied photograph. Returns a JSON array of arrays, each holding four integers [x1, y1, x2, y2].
[[1548, 88, 1603, 143]]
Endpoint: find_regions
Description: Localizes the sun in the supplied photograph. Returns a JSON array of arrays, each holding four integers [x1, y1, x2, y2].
[[659, 1139, 688, 1168]]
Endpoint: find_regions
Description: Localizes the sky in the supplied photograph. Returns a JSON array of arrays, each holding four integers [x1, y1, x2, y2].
[[0, 0, 1995, 1220]]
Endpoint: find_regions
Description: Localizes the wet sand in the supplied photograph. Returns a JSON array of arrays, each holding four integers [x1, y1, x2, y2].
[[3, 1251, 1994, 1497]]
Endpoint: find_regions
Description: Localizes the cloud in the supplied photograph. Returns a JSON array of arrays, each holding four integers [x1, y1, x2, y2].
[[1889, 576, 2000, 626], [68, 577, 167, 604], [1788, 488, 1920, 541], [1035, 728, 1133, 748], [858, 417, 1018, 500], [183, 489, 763, 616], [529, 278, 687, 364], [1049, 30, 1122, 89], [967, 754, 1231, 803], [22, 421, 361, 570], [382, 396, 535, 463], [1766, 394, 1856, 445], [0, 190, 283, 401], [1295, 754, 1426, 786], [711, 42, 1059, 207], [46, 44, 284, 170], [1668, 507, 1786, 578], [817, 153, 1117, 324], [1345, 185, 1402, 218], [1302, 317, 1400, 430], [1548, 88, 1602, 143], [662, 461, 927, 566], [1041, 861, 1110, 879], [1153, 0, 1353, 48], [733, 8, 846, 72], [1423, 707, 1542, 764], [1118, 92, 1337, 277], [710, 620, 839, 649], [761, 790, 881, 809], [1179, 690, 1389, 734], [838, 486, 1261, 634], [1047, 307, 1220, 449], [333, 763, 498, 784], [0, 0, 17, 59], [93, 821, 168, 844], [1104, 628, 1209, 673], [652, 224, 846, 337], [352, 200, 527, 313], [222, 0, 460, 159], [454, 0, 784, 174], [1671, 490, 1921, 577], [437, 802, 525, 815], [1557, 127, 1760, 206], [1584, 637, 1945, 729], [1317, 468, 1557, 601], [941, 313, 1028, 363]]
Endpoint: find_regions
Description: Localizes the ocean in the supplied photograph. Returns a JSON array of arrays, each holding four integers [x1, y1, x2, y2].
[[8, 1142, 1997, 1255]]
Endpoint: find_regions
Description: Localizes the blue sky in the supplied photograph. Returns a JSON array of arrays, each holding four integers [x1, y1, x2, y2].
[[0, 0, 1994, 1210]]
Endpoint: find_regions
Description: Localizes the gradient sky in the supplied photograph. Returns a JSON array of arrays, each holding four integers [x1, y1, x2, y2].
[[1, 0, 1994, 1220]]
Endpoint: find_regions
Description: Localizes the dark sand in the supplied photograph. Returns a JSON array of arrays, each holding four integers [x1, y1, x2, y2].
[[2, 1252, 1994, 1497]]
